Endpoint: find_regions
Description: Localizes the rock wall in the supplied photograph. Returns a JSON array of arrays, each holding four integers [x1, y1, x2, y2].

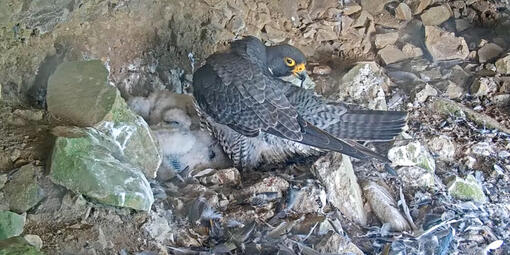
[[0, 0, 349, 106]]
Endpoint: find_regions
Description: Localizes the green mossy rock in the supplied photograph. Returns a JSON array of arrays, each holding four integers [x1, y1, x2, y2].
[[0, 211, 25, 241], [3, 164, 45, 213], [50, 128, 154, 211]]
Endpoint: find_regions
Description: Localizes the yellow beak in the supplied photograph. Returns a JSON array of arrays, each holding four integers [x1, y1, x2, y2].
[[292, 63, 307, 80]]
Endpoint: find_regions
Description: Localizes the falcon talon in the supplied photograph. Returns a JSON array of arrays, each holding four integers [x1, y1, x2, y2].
[[192, 36, 408, 169]]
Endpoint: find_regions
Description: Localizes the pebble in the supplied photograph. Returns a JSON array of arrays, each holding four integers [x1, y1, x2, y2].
[[395, 3, 412, 21], [402, 43, 423, 58], [378, 45, 408, 65], [312, 65, 332, 75], [24, 234, 43, 250], [415, 84, 438, 103], [421, 4, 452, 26], [374, 32, 399, 49]]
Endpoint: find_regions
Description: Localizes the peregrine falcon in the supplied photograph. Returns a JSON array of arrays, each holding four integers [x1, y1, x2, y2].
[[192, 36, 407, 169]]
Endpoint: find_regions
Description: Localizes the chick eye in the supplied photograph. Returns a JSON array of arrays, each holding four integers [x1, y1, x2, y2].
[[285, 57, 295, 66]]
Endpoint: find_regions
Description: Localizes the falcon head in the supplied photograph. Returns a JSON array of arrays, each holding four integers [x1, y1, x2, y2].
[[266, 44, 307, 81]]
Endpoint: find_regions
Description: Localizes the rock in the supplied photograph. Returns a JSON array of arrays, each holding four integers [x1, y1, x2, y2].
[[315, 27, 338, 42], [428, 136, 456, 161], [226, 15, 245, 33], [415, 84, 438, 103], [343, 2, 362, 15], [0, 174, 6, 190], [388, 141, 436, 173], [425, 26, 469, 61], [3, 164, 45, 213], [446, 81, 464, 99], [378, 46, 408, 65], [495, 54, 510, 74], [315, 232, 364, 255], [50, 128, 154, 211], [47, 60, 116, 127], [23, 235, 43, 250], [47, 60, 161, 179], [308, 0, 339, 19], [242, 176, 289, 196], [263, 24, 286, 43], [312, 65, 332, 75], [396, 166, 435, 188], [420, 4, 452, 26], [143, 208, 173, 243], [312, 153, 367, 225], [414, 0, 432, 14], [447, 175, 486, 203], [375, 32, 399, 49], [471, 142, 495, 157], [286, 184, 325, 214], [0, 153, 13, 173], [0, 211, 25, 240], [362, 182, 410, 231], [352, 10, 373, 28], [0, 237, 43, 255], [12, 110, 44, 122], [199, 168, 241, 186], [361, 0, 391, 15], [470, 77, 498, 97], [339, 62, 388, 110], [402, 43, 423, 58], [478, 43, 503, 63], [493, 94, 510, 107], [395, 3, 412, 21], [432, 98, 510, 134]]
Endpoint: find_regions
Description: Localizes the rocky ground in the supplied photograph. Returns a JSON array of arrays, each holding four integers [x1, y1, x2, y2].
[[1, 0, 510, 254]]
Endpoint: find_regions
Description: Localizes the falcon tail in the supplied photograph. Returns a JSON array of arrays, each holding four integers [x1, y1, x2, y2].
[[326, 110, 408, 141]]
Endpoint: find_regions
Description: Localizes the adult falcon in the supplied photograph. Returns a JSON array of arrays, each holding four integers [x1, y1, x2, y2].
[[192, 36, 407, 169]]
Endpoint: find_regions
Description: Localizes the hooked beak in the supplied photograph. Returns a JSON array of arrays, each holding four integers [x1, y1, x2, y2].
[[292, 63, 307, 82]]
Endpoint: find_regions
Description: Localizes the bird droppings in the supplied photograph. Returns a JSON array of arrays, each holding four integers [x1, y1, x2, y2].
[[1, 0, 510, 254]]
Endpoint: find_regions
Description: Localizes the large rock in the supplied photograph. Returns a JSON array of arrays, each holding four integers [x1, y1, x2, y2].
[[3, 164, 45, 213], [312, 153, 367, 225], [339, 62, 388, 110], [50, 128, 154, 211], [420, 4, 452, 26], [477, 43, 503, 63], [47, 60, 161, 179], [495, 54, 510, 74], [432, 98, 510, 134], [0, 211, 25, 240], [447, 175, 486, 203], [0, 237, 43, 255], [388, 141, 436, 173], [425, 26, 469, 61]]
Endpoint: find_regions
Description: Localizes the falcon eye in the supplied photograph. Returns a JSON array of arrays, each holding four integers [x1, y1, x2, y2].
[[284, 57, 295, 66]]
